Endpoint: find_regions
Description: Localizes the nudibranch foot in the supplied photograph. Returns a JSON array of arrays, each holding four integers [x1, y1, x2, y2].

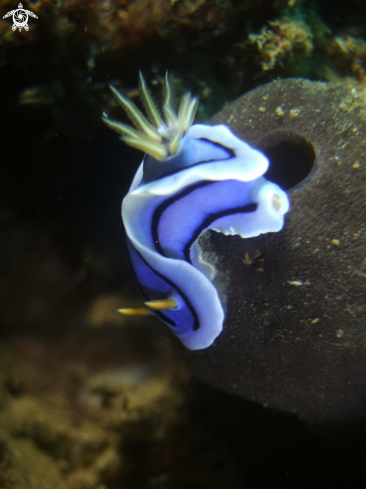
[[104, 73, 289, 350]]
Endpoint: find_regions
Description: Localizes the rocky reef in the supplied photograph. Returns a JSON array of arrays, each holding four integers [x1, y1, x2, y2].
[[1, 0, 366, 141]]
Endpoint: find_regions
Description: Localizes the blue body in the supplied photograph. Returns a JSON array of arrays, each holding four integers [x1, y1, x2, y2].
[[122, 124, 289, 350]]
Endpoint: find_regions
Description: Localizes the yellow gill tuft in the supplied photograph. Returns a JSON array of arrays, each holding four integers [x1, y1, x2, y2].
[[103, 73, 198, 161]]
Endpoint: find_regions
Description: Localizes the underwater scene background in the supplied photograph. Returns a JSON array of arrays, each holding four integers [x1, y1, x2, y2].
[[0, 0, 366, 487]]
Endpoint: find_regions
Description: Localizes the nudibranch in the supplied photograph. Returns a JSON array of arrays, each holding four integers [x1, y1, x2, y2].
[[103, 73, 289, 350]]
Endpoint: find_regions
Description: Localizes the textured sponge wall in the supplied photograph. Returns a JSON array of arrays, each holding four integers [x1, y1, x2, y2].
[[186, 79, 366, 425]]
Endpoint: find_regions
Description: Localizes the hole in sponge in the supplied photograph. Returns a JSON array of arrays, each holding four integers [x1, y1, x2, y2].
[[256, 130, 316, 191]]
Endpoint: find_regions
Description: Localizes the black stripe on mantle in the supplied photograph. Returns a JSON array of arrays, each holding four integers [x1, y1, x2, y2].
[[151, 181, 257, 262]]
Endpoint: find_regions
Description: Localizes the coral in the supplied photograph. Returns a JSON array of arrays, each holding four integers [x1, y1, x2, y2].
[[0, 333, 249, 488], [2, 0, 366, 142], [0, 0, 321, 141], [0, 325, 188, 489], [1, 396, 121, 488], [247, 17, 313, 70]]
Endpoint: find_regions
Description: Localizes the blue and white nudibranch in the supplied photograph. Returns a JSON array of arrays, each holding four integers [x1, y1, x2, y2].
[[103, 73, 289, 350]]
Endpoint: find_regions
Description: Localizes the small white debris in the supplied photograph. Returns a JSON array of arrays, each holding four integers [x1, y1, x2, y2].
[[275, 106, 284, 117], [287, 280, 303, 286]]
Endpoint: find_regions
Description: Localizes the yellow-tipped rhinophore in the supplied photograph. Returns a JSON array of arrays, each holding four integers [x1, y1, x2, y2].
[[117, 307, 151, 316], [103, 72, 198, 161], [145, 298, 177, 311]]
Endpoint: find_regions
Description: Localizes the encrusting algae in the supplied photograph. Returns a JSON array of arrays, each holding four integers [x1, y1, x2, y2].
[[247, 18, 314, 71]]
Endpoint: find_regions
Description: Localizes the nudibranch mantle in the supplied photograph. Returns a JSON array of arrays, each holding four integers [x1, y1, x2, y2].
[[104, 74, 289, 350]]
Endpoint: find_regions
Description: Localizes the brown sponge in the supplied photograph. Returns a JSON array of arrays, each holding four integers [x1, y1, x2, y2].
[[185, 78, 366, 425]]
